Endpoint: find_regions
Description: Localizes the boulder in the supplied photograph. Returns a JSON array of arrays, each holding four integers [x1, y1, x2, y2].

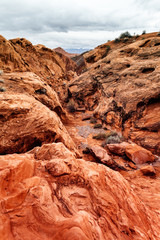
[[87, 145, 126, 170], [0, 93, 76, 154], [107, 142, 155, 164], [140, 165, 156, 176], [125, 143, 155, 164]]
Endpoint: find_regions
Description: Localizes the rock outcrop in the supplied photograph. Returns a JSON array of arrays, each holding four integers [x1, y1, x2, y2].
[[0, 71, 77, 155], [1, 72, 65, 115], [107, 142, 155, 164], [0, 33, 160, 240], [0, 93, 76, 154], [0, 35, 77, 88], [68, 33, 160, 153], [0, 143, 160, 240]]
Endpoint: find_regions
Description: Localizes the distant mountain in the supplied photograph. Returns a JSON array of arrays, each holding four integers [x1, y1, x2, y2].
[[65, 48, 91, 54]]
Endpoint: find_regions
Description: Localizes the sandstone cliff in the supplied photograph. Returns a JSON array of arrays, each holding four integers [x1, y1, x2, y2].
[[0, 35, 77, 88], [68, 33, 160, 154], [0, 33, 160, 240]]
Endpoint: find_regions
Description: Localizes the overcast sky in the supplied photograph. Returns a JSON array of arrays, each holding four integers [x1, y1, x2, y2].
[[0, 0, 160, 51]]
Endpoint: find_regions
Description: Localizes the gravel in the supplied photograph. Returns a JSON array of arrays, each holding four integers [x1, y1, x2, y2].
[[76, 125, 106, 138]]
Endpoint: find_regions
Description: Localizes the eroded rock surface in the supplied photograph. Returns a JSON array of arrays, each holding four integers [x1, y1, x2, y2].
[[0, 70, 78, 155], [0, 35, 77, 88], [0, 93, 76, 154], [0, 71, 66, 117], [107, 142, 155, 164], [0, 33, 160, 240], [0, 143, 160, 240], [68, 34, 160, 153]]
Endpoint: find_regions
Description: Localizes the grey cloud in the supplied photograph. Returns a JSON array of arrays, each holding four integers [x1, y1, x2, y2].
[[0, 0, 160, 49]]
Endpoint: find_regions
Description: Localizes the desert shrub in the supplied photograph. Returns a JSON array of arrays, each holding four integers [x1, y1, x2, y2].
[[114, 38, 120, 43], [106, 45, 111, 51], [67, 99, 76, 113], [119, 31, 132, 39], [106, 135, 121, 144], [93, 123, 102, 129], [142, 30, 146, 35], [107, 131, 118, 137], [90, 117, 97, 124], [93, 130, 119, 141], [93, 133, 108, 140], [93, 131, 111, 140], [101, 131, 122, 147], [102, 135, 121, 147], [135, 34, 139, 38], [122, 38, 129, 43], [0, 87, 6, 92]]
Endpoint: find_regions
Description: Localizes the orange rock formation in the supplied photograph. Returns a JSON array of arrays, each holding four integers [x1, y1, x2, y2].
[[0, 33, 160, 240], [68, 33, 160, 154]]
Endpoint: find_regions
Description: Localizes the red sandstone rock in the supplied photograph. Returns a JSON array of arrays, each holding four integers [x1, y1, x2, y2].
[[33, 142, 75, 160], [83, 32, 160, 67], [88, 145, 112, 163], [107, 142, 155, 164], [0, 33, 160, 240], [68, 34, 160, 153], [87, 145, 127, 170], [107, 142, 126, 155], [140, 165, 156, 176], [1, 72, 65, 116], [0, 143, 160, 239], [0, 93, 76, 154], [125, 143, 155, 164], [0, 35, 77, 88]]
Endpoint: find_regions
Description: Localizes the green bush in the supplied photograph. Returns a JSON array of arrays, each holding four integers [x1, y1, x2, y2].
[[102, 135, 121, 147], [93, 130, 118, 141], [106, 45, 111, 51], [101, 131, 122, 147], [106, 135, 121, 144], [122, 38, 129, 43], [114, 38, 121, 43], [119, 31, 132, 39]]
